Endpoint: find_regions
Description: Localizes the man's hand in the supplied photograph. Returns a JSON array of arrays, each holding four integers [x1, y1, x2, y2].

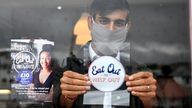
[[60, 70, 91, 97], [125, 71, 157, 107], [60, 71, 91, 107]]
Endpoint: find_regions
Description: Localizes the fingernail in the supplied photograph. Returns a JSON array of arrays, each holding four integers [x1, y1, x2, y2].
[[86, 86, 91, 90], [126, 82, 130, 86], [131, 91, 136, 95], [85, 76, 89, 80], [87, 81, 91, 85], [127, 87, 132, 91], [129, 76, 133, 80], [125, 76, 129, 80]]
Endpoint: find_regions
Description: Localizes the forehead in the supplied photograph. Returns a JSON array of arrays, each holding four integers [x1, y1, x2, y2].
[[95, 10, 128, 20], [40, 51, 50, 56]]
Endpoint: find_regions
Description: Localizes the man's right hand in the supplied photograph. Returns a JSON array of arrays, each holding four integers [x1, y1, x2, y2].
[[60, 70, 91, 98]]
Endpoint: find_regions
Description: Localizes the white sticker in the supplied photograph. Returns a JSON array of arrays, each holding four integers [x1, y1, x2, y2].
[[88, 56, 125, 92]]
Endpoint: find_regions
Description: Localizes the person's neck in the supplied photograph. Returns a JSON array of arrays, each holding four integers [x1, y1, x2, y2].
[[42, 68, 52, 73], [91, 43, 118, 57]]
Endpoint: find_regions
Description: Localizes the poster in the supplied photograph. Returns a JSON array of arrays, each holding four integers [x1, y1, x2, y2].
[[10, 39, 54, 102]]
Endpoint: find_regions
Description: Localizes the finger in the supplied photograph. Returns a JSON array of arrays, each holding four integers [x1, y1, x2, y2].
[[128, 72, 153, 80], [127, 85, 156, 92], [126, 77, 156, 86], [60, 84, 90, 91], [131, 91, 156, 98], [64, 71, 89, 81], [61, 90, 86, 97], [125, 75, 129, 81], [60, 76, 91, 86]]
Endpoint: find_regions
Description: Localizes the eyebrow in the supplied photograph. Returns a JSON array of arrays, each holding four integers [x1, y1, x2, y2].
[[98, 16, 126, 21]]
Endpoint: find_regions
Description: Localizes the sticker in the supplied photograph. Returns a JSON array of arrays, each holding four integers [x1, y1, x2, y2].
[[13, 51, 37, 73], [13, 51, 37, 85], [17, 70, 33, 85], [88, 56, 125, 92]]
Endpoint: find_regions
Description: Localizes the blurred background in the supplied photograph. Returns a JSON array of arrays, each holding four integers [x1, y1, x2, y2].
[[0, 0, 191, 107]]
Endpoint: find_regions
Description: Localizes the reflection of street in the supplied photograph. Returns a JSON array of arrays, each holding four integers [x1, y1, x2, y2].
[[0, 49, 11, 89], [11, 83, 31, 100], [155, 64, 191, 108]]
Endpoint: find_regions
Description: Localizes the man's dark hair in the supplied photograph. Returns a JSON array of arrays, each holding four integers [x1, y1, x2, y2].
[[90, 0, 130, 21]]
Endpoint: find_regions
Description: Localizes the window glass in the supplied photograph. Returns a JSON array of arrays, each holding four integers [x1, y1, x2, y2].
[[0, 0, 191, 108]]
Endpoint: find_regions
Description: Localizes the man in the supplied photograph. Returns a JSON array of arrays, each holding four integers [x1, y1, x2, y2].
[[53, 0, 157, 108]]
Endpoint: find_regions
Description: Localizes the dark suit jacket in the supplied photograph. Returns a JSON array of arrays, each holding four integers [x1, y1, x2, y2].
[[53, 42, 150, 108]]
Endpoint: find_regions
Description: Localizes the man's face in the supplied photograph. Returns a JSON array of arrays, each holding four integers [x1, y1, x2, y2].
[[94, 10, 128, 31]]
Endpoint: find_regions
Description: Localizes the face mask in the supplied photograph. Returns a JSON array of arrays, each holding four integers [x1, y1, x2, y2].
[[91, 21, 128, 56]]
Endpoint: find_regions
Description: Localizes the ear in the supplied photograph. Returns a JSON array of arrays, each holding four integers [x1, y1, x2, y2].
[[87, 16, 93, 30], [127, 21, 131, 31]]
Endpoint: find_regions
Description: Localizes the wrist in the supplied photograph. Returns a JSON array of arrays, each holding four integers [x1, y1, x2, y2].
[[60, 95, 77, 108], [64, 95, 77, 102], [141, 97, 155, 108]]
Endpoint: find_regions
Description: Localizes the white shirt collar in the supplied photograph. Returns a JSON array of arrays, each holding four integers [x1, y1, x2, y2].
[[89, 43, 120, 61]]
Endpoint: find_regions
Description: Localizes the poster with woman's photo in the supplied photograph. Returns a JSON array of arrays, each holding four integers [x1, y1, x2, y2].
[[10, 39, 54, 102]]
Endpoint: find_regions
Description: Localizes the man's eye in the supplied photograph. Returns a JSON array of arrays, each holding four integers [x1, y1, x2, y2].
[[99, 19, 110, 25], [114, 20, 126, 27]]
